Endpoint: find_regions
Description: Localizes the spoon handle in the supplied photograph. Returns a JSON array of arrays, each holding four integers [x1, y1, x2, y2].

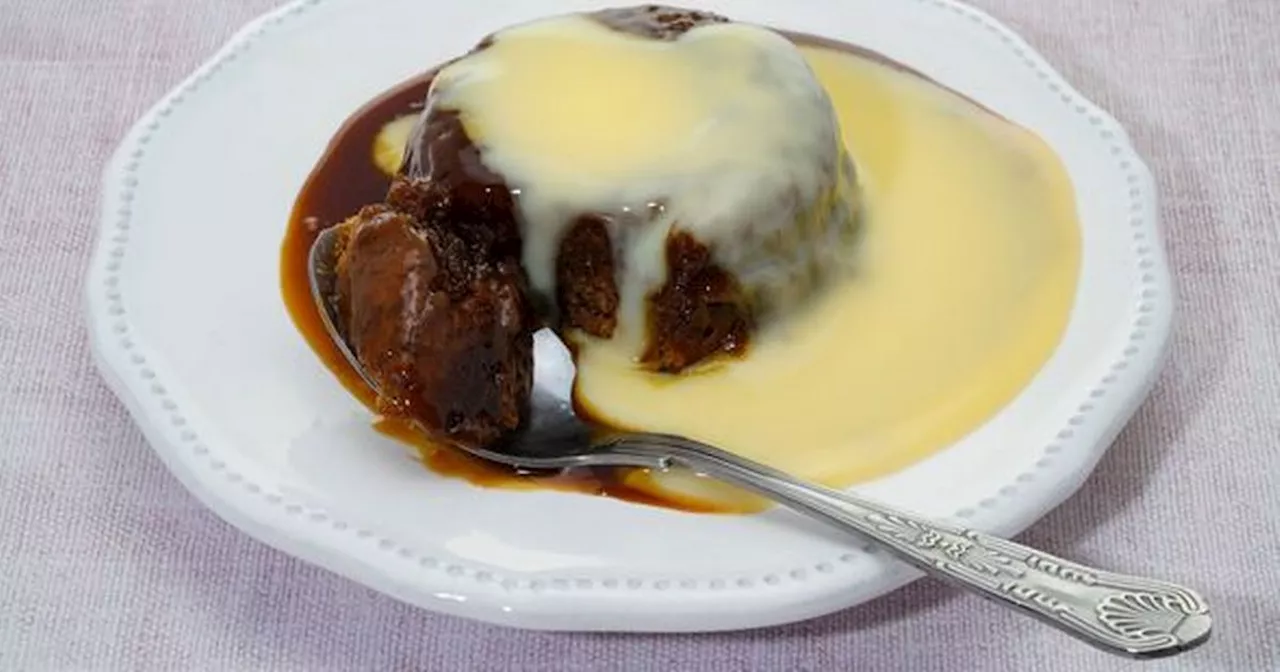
[[631, 435, 1211, 659]]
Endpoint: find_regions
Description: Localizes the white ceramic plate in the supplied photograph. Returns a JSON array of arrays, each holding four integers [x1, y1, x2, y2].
[[86, 0, 1171, 632]]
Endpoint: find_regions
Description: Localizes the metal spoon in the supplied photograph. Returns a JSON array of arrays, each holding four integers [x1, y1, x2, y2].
[[309, 227, 1210, 658]]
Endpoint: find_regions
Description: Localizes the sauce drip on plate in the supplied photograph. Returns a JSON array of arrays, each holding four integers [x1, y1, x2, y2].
[[281, 32, 1081, 513]]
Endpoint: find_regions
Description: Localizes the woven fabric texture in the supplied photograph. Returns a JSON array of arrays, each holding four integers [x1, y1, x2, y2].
[[1, 1, 1278, 670]]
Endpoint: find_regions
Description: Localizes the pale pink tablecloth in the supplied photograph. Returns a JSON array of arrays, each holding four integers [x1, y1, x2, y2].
[[2, 1, 1278, 670]]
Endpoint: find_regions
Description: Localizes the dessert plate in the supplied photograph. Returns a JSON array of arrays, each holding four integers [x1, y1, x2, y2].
[[85, 0, 1171, 631]]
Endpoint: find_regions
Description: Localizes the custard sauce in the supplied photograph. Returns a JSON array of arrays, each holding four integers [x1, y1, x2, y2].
[[570, 45, 1081, 506]]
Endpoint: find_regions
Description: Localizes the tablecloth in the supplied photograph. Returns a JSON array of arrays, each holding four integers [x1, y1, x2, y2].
[[2, 0, 1278, 670]]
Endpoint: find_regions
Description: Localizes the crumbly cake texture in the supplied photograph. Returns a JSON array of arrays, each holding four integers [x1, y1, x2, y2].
[[334, 204, 535, 447]]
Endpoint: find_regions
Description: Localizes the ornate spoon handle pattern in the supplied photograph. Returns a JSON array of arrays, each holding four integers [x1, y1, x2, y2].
[[632, 435, 1212, 659]]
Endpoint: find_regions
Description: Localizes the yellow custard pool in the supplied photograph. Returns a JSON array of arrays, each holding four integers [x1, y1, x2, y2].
[[572, 44, 1081, 501]]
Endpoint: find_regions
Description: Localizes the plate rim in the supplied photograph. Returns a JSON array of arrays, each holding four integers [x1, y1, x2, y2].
[[85, 0, 1174, 631]]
